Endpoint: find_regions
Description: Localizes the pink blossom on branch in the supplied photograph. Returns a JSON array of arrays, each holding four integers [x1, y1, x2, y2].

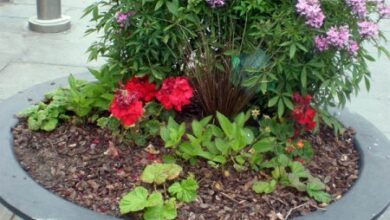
[[358, 21, 379, 38], [296, 0, 325, 28], [345, 0, 367, 18], [378, 3, 390, 18]]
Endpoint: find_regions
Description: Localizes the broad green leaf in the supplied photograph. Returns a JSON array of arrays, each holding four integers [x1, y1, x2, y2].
[[166, 0, 179, 16], [288, 174, 306, 192], [307, 178, 326, 191], [192, 120, 203, 138], [216, 112, 234, 138], [119, 186, 149, 214], [18, 105, 39, 117], [41, 118, 58, 131], [307, 189, 331, 204], [252, 137, 276, 153], [268, 96, 279, 107], [277, 154, 290, 167], [215, 138, 229, 155], [199, 115, 212, 126], [252, 180, 277, 194], [283, 97, 294, 110], [155, 0, 164, 10], [141, 163, 182, 184], [289, 161, 309, 178], [168, 176, 198, 203], [211, 155, 226, 164], [144, 198, 177, 220], [147, 192, 164, 207], [243, 128, 255, 144]]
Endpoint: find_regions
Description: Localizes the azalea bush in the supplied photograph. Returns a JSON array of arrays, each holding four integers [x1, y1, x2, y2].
[[84, 0, 390, 118]]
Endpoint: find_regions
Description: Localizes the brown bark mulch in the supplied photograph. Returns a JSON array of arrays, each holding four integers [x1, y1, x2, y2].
[[12, 120, 358, 220]]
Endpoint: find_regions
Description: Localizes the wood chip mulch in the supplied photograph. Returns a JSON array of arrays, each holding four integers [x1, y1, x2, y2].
[[12, 120, 358, 220]]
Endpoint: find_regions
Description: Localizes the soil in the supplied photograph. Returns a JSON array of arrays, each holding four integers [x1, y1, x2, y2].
[[12, 119, 359, 220]]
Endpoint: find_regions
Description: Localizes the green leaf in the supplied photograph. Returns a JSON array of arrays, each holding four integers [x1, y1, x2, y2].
[[307, 189, 331, 203], [289, 161, 308, 178], [307, 179, 325, 191], [268, 96, 279, 107], [147, 192, 164, 207], [277, 99, 285, 117], [41, 118, 58, 131], [215, 138, 229, 155], [141, 163, 182, 184], [192, 120, 203, 138], [119, 186, 149, 214], [166, 0, 179, 16], [277, 154, 290, 166], [216, 112, 234, 138], [288, 174, 306, 192], [283, 97, 294, 110], [234, 155, 246, 165], [289, 44, 297, 59], [18, 105, 39, 117], [306, 177, 331, 203], [252, 137, 276, 153], [144, 198, 177, 220], [168, 176, 198, 203], [252, 180, 277, 194], [155, 0, 164, 10]]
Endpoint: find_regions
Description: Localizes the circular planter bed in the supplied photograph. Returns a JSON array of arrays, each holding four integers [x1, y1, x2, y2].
[[1, 74, 390, 220]]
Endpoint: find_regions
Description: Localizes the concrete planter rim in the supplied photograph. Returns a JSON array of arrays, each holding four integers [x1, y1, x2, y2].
[[1, 73, 390, 220]]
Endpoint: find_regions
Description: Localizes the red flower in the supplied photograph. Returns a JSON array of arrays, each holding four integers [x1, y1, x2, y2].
[[124, 76, 157, 102], [109, 89, 144, 126], [156, 76, 193, 111], [291, 93, 316, 132]]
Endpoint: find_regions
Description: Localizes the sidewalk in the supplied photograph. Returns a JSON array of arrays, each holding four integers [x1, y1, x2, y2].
[[1, 0, 390, 219]]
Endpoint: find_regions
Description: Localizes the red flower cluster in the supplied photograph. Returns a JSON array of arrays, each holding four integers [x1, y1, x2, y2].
[[156, 76, 193, 111], [124, 76, 156, 102], [291, 92, 316, 132], [109, 76, 193, 126], [109, 89, 145, 126]]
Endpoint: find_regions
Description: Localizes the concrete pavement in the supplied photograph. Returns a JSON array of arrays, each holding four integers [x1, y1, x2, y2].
[[0, 0, 389, 219]]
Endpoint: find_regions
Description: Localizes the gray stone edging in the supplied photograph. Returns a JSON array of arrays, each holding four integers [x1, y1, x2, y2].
[[0, 73, 390, 220]]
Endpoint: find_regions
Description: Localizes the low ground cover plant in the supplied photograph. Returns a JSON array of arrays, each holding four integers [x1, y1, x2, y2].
[[17, 0, 390, 219]]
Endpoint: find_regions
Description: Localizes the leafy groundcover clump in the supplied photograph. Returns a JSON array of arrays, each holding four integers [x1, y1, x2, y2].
[[15, 0, 389, 219]]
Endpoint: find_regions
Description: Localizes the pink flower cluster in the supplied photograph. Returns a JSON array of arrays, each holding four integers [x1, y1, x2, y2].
[[358, 21, 379, 38], [345, 0, 367, 18], [296, 0, 325, 28], [205, 0, 225, 8], [378, 3, 390, 18], [314, 25, 359, 56], [115, 11, 135, 28]]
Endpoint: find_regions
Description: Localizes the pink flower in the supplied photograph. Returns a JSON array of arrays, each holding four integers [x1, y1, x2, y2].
[[314, 36, 329, 51], [347, 40, 359, 56], [358, 21, 379, 38], [326, 25, 350, 49], [205, 0, 225, 8], [345, 0, 367, 18], [296, 0, 325, 28], [115, 11, 135, 28], [378, 3, 390, 18]]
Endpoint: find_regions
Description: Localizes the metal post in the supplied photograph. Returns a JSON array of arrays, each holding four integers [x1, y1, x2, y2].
[[28, 0, 71, 33]]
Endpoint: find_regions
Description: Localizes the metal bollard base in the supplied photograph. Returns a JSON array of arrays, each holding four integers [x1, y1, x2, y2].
[[28, 16, 71, 33]]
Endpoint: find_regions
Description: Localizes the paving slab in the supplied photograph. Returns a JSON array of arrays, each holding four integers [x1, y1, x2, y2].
[[0, 62, 86, 100]]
